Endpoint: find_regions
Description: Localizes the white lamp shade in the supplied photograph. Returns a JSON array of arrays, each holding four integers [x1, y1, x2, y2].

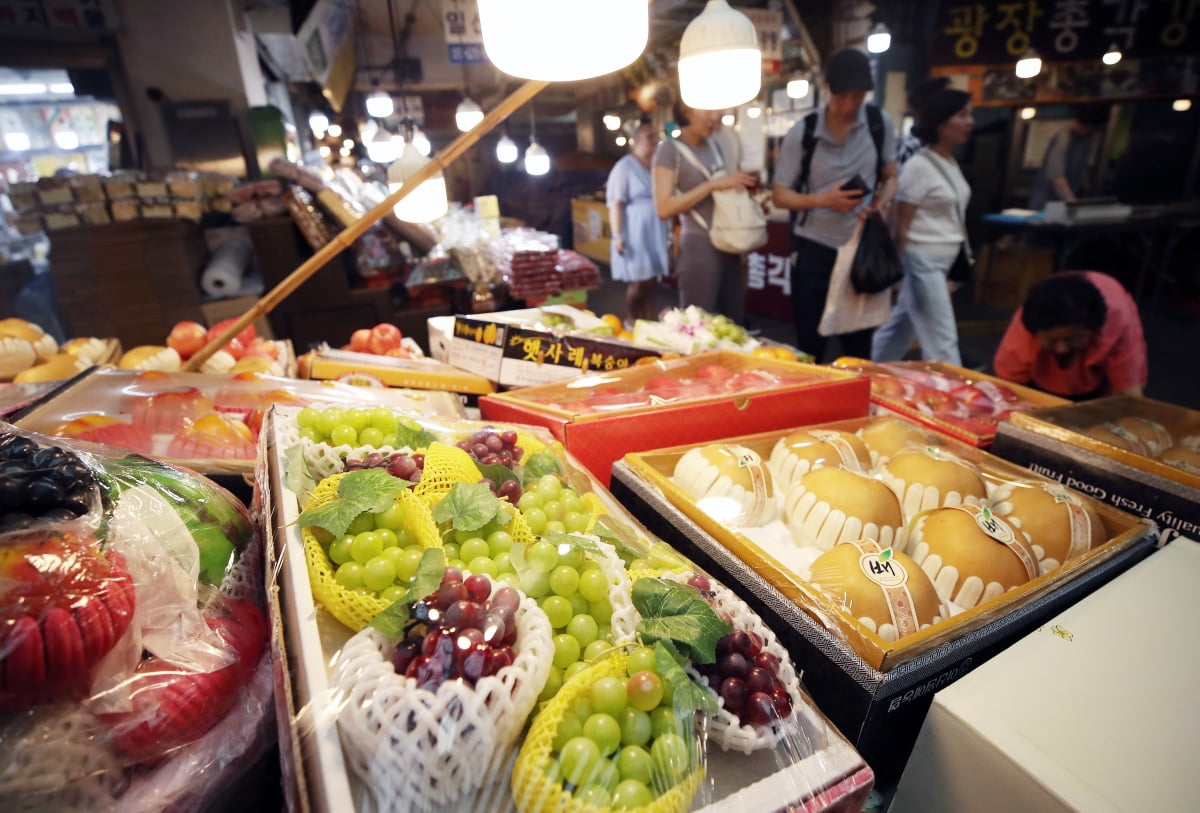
[[678, 0, 762, 110], [602, 114, 621, 131], [456, 97, 485, 131], [867, 24, 891, 54], [4, 132, 31, 151], [1173, 98, 1192, 112], [366, 128, 401, 164], [387, 143, 449, 223], [308, 112, 329, 135], [54, 130, 79, 150], [787, 78, 810, 98], [366, 89, 394, 118], [1102, 48, 1122, 65], [496, 134, 518, 163], [411, 128, 432, 156], [478, 0, 647, 81], [525, 141, 550, 175], [1015, 52, 1042, 79], [1020, 107, 1036, 120]]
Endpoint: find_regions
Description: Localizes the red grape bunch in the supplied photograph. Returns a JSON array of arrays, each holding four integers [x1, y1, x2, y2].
[[344, 450, 425, 482], [390, 567, 522, 693], [685, 573, 794, 726], [456, 428, 524, 504]]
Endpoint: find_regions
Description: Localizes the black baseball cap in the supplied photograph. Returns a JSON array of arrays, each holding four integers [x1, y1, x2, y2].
[[826, 48, 874, 94]]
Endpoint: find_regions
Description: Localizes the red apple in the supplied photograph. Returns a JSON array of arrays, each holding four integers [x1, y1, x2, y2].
[[208, 318, 255, 349], [694, 364, 733, 381], [242, 340, 279, 362], [643, 375, 682, 393], [166, 321, 208, 359], [224, 337, 246, 360], [350, 329, 372, 353], [367, 323, 403, 355]]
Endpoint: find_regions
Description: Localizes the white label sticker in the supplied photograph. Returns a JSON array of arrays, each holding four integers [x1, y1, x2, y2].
[[859, 550, 908, 588], [974, 506, 1016, 544]]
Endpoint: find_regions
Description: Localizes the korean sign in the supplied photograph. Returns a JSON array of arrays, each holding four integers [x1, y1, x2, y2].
[[932, 0, 1200, 65], [441, 0, 487, 64]]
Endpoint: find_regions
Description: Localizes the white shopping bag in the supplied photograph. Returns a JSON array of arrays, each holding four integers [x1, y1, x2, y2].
[[818, 219, 894, 337]]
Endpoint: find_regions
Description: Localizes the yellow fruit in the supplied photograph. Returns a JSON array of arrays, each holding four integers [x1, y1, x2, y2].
[[752, 347, 776, 359], [601, 314, 624, 332], [230, 355, 276, 375], [119, 345, 182, 371], [774, 347, 797, 361], [617, 329, 633, 341], [14, 353, 82, 383]]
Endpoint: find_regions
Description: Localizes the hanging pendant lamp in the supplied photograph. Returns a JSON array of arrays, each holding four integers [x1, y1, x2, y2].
[[1015, 49, 1042, 79], [456, 97, 484, 131], [366, 85, 394, 118], [678, 0, 762, 110], [387, 142, 448, 223], [496, 134, 518, 163], [477, 0, 648, 81]]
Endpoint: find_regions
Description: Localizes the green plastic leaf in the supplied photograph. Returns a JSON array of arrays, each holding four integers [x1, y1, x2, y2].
[[521, 451, 563, 482], [284, 443, 317, 500], [395, 419, 438, 451], [633, 578, 732, 665], [297, 468, 407, 538], [654, 642, 718, 716], [475, 461, 518, 487], [369, 548, 446, 637], [431, 481, 502, 532]]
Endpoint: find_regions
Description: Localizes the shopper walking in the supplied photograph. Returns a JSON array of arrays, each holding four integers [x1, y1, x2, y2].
[[894, 76, 951, 170], [872, 88, 974, 365], [772, 48, 897, 361], [652, 101, 758, 323], [607, 120, 669, 323]]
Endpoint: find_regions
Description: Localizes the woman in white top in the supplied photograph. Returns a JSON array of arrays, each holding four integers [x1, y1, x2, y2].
[[871, 89, 974, 365]]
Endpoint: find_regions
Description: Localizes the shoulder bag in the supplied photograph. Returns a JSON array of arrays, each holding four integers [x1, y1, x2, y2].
[[673, 139, 767, 254]]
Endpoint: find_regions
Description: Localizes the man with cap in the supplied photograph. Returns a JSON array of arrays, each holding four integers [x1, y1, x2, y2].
[[772, 48, 898, 362]]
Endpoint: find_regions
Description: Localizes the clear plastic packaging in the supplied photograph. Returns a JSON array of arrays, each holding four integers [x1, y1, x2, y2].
[[0, 422, 271, 811]]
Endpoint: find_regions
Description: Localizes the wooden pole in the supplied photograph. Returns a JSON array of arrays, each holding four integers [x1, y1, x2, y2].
[[184, 78, 549, 371]]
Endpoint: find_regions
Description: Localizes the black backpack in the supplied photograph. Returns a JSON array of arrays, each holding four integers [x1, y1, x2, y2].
[[790, 103, 886, 229]]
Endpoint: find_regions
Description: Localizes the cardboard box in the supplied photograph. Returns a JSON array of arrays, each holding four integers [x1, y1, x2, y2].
[[570, 196, 610, 264], [302, 347, 496, 408], [891, 539, 1191, 813], [992, 395, 1200, 546], [260, 406, 876, 813], [445, 308, 660, 388], [480, 351, 868, 486], [974, 241, 1054, 311], [609, 417, 1156, 784], [833, 359, 1068, 447]]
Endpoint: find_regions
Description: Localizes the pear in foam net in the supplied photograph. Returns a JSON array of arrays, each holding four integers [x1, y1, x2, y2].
[[767, 427, 872, 485], [908, 505, 1040, 609], [809, 538, 946, 643], [855, 417, 935, 467], [783, 466, 907, 552], [876, 446, 988, 521], [989, 480, 1106, 574], [672, 443, 775, 527], [1161, 444, 1200, 473]]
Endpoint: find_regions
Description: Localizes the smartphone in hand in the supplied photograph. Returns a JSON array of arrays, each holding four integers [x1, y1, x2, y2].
[[840, 174, 870, 196]]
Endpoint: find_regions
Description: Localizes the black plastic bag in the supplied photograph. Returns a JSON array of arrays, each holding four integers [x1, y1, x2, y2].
[[947, 244, 976, 283], [850, 212, 903, 294]]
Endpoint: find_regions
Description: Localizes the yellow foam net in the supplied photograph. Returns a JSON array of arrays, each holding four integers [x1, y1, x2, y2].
[[511, 651, 704, 813], [301, 472, 442, 631]]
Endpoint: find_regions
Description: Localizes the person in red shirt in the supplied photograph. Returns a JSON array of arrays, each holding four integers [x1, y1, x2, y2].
[[993, 271, 1147, 400]]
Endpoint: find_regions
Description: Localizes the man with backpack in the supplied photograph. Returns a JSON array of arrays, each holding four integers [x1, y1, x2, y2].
[[772, 48, 898, 361]]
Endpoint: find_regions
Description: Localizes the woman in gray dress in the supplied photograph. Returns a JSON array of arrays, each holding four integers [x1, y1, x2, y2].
[[651, 101, 757, 323], [606, 121, 669, 323]]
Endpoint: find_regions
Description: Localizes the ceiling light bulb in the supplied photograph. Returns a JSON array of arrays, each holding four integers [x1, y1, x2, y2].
[[367, 127, 401, 164], [365, 88, 394, 118], [411, 128, 431, 157], [1015, 50, 1042, 79], [478, 0, 648, 81], [496, 134, 518, 163], [1173, 98, 1192, 112], [1102, 47, 1122, 66], [615, 135, 627, 146], [1020, 106, 1036, 120], [603, 114, 622, 131], [866, 22, 891, 54], [721, 114, 735, 126], [309, 112, 329, 135], [388, 142, 449, 222], [746, 106, 761, 119], [339, 146, 352, 157], [525, 140, 550, 175], [343, 138, 354, 149], [787, 78, 810, 99], [54, 130, 79, 150], [3, 132, 31, 151], [456, 97, 484, 131], [678, 0, 762, 110], [319, 145, 332, 158], [327, 123, 342, 138]]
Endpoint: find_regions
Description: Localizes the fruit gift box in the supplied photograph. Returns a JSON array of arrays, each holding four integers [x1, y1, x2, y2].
[[608, 415, 1157, 784], [13, 367, 466, 476], [479, 350, 869, 486], [0, 317, 121, 385], [993, 395, 1200, 546], [832, 359, 1067, 447], [0, 423, 272, 811], [122, 317, 297, 378], [259, 404, 875, 813]]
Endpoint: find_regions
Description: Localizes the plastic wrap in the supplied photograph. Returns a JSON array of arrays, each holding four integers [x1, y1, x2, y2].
[[264, 405, 875, 812], [0, 423, 272, 812], [624, 414, 1150, 669], [14, 367, 465, 474]]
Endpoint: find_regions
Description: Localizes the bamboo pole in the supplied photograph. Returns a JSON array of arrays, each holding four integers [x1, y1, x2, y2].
[[184, 78, 549, 371]]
